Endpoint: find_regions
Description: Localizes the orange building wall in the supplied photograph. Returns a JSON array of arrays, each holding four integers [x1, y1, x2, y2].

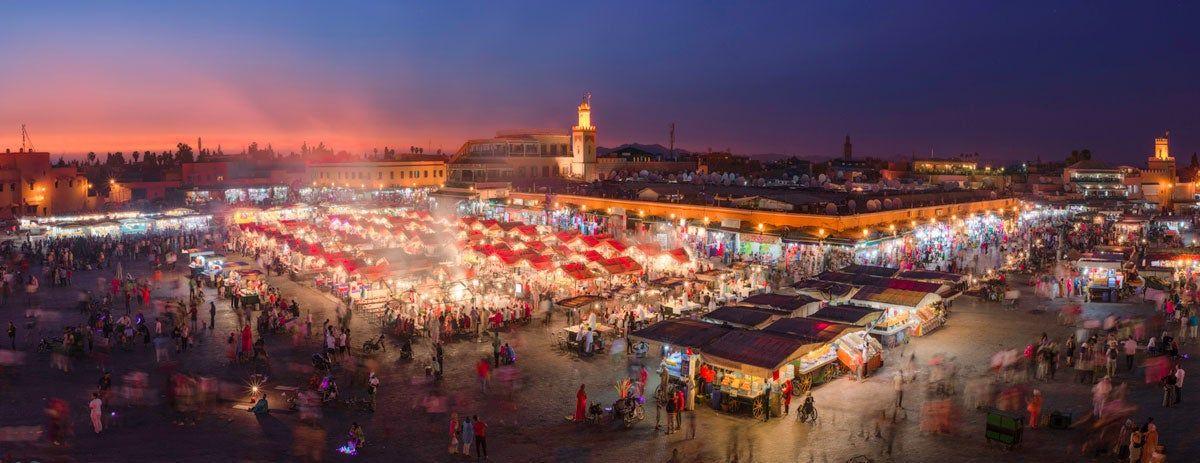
[[510, 192, 1018, 232]]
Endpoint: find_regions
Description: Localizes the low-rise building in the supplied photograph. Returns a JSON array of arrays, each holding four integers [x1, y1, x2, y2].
[[0, 149, 96, 218], [308, 157, 447, 189]]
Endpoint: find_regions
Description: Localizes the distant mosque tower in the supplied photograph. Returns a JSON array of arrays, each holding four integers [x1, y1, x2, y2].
[[1154, 131, 1171, 160], [571, 93, 598, 182], [843, 134, 852, 160], [1145, 130, 1177, 183]]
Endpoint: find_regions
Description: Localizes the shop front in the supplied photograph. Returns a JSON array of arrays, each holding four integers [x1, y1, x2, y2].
[[736, 231, 782, 262]]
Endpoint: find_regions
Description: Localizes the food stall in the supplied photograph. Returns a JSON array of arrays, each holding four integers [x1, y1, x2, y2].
[[701, 306, 780, 330], [762, 317, 874, 393], [226, 268, 266, 308], [186, 250, 225, 282], [1076, 257, 1126, 302], [848, 285, 945, 340], [701, 329, 809, 419], [630, 319, 734, 389]]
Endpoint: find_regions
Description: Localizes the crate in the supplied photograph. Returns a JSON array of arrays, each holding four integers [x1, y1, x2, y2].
[[985, 408, 1023, 448]]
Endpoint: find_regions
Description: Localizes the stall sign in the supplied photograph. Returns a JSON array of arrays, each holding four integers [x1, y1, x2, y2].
[[739, 233, 781, 245]]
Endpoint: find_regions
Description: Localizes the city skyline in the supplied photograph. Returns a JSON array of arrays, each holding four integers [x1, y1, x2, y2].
[[2, 1, 1198, 163]]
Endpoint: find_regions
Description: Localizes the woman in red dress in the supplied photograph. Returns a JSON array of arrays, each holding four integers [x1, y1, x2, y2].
[[574, 384, 587, 421]]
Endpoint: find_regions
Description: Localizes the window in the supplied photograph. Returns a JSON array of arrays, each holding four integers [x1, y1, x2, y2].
[[423, 170, 428, 178], [68, 180, 73, 188], [377, 172, 383, 180], [543, 166, 550, 177], [54, 180, 59, 188], [390, 171, 395, 179]]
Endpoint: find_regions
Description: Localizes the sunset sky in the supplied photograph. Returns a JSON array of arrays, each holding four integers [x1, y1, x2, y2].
[[2, 1, 1198, 163]]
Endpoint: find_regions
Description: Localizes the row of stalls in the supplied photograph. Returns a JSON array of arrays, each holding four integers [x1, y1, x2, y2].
[[629, 263, 968, 420], [20, 209, 213, 238], [785, 264, 959, 345], [632, 314, 883, 419]]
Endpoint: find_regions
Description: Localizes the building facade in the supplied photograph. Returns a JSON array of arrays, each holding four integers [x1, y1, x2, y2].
[[308, 158, 447, 189], [449, 95, 603, 184], [0, 150, 95, 218]]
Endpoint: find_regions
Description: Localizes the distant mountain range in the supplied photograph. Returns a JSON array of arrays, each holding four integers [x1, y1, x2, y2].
[[598, 143, 800, 161]]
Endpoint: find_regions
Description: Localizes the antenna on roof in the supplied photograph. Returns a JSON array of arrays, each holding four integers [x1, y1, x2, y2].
[[669, 123, 675, 161], [19, 124, 34, 152]]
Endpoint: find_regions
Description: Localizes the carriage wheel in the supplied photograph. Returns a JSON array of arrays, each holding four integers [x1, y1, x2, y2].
[[791, 376, 812, 396], [751, 399, 766, 420]]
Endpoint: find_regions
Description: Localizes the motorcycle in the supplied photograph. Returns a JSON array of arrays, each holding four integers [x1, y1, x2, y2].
[[612, 396, 645, 428], [360, 334, 386, 355]]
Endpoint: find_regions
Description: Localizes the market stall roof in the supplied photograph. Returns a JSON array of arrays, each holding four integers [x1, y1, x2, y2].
[[849, 285, 939, 309], [650, 277, 687, 288], [555, 295, 608, 309], [630, 318, 732, 349], [1077, 257, 1124, 270], [762, 317, 861, 343], [807, 305, 885, 326], [603, 239, 628, 253], [702, 330, 811, 378], [667, 248, 690, 263], [600, 256, 642, 275], [578, 234, 611, 248], [702, 306, 780, 329], [815, 271, 945, 294], [1144, 251, 1200, 263], [554, 231, 580, 243], [560, 262, 597, 280], [737, 293, 821, 314], [790, 279, 856, 300], [633, 243, 662, 256], [839, 264, 899, 278], [896, 270, 967, 285], [694, 268, 730, 282]]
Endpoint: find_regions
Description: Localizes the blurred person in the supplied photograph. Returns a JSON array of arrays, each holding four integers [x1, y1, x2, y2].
[[1026, 389, 1042, 429], [1174, 365, 1184, 404], [1093, 376, 1112, 418], [473, 415, 487, 460], [88, 392, 103, 434]]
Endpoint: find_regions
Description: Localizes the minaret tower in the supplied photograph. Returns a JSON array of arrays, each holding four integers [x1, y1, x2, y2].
[[571, 93, 598, 182]]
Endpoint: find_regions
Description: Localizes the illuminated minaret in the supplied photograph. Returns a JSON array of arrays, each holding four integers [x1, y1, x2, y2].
[[571, 93, 598, 182], [1145, 131, 1178, 206]]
